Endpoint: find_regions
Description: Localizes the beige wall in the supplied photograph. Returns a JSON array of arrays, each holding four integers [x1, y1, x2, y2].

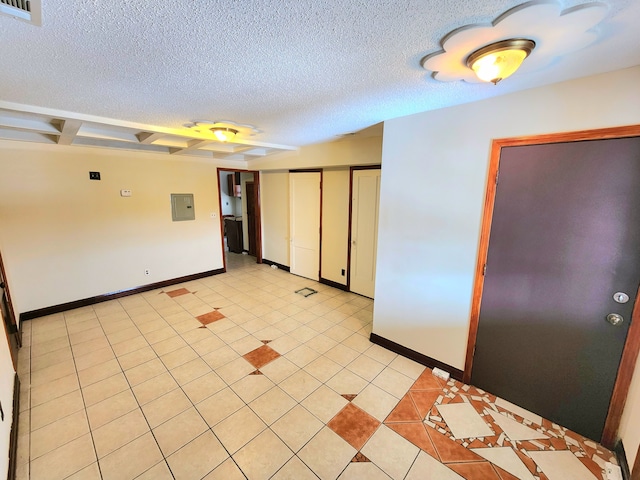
[[620, 354, 640, 470], [321, 169, 350, 285], [0, 141, 230, 316], [260, 171, 290, 266], [374, 65, 640, 457]]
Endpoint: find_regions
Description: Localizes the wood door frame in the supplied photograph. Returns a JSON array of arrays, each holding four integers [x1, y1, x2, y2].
[[0, 250, 19, 369], [216, 168, 262, 271], [289, 169, 323, 279], [463, 124, 640, 448], [347, 165, 382, 292]]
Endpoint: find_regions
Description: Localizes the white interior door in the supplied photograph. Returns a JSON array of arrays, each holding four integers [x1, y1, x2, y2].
[[290, 172, 321, 280], [349, 169, 381, 298]]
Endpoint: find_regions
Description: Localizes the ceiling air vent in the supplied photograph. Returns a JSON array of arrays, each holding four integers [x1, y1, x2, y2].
[[0, 0, 41, 25]]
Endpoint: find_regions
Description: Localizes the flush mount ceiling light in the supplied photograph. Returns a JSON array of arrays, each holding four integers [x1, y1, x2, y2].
[[211, 127, 238, 142], [421, 0, 608, 84], [466, 39, 536, 84]]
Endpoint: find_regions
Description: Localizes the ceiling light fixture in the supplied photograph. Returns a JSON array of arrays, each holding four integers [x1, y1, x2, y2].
[[211, 127, 238, 142], [466, 39, 536, 84]]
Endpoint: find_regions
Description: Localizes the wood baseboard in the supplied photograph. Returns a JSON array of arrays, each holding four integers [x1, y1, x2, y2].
[[319, 277, 348, 291], [19, 268, 225, 321], [615, 440, 632, 480], [262, 259, 290, 272], [369, 333, 464, 381]]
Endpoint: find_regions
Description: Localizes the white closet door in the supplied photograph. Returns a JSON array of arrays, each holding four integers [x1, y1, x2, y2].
[[290, 172, 321, 280], [349, 169, 381, 298]]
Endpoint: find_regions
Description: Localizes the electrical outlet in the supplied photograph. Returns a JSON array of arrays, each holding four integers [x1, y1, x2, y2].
[[89, 171, 101, 180], [341, 269, 345, 276], [144, 269, 150, 276]]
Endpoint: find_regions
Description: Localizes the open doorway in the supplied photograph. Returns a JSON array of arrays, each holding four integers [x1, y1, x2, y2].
[[217, 168, 262, 271]]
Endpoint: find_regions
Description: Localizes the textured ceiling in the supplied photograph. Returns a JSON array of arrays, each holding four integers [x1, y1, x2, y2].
[[1, 0, 639, 150]]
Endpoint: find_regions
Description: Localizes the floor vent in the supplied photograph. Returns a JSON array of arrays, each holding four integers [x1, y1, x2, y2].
[[0, 0, 41, 25]]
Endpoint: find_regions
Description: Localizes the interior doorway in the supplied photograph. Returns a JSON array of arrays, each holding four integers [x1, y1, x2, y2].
[[216, 168, 262, 271], [0, 250, 19, 369]]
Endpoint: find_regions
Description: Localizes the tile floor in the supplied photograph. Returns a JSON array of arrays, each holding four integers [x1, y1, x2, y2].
[[15, 253, 618, 479]]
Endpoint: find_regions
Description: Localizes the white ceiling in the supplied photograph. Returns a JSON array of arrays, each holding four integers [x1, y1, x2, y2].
[[1, 0, 639, 157]]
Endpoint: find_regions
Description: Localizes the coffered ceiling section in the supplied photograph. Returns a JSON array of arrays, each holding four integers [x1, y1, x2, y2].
[[0, 104, 298, 161]]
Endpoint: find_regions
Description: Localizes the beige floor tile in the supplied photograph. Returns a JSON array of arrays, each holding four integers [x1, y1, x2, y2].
[[123, 358, 167, 386], [339, 462, 393, 479], [249, 386, 297, 425], [364, 344, 397, 365], [361, 424, 420, 480], [182, 371, 227, 404], [304, 355, 342, 383], [347, 354, 386, 382], [371, 367, 414, 399], [132, 371, 179, 405], [216, 356, 255, 384], [388, 355, 425, 380], [31, 359, 76, 387], [286, 345, 320, 368], [213, 406, 267, 454], [231, 374, 275, 403], [326, 368, 368, 396], [99, 432, 163, 480], [325, 344, 360, 366], [93, 409, 150, 458], [78, 358, 122, 387], [190, 336, 225, 356], [260, 356, 300, 384], [30, 433, 96, 480], [135, 461, 175, 480], [145, 326, 178, 345], [117, 346, 157, 370], [31, 410, 89, 459], [65, 462, 102, 480], [82, 372, 130, 407], [160, 345, 199, 369], [166, 431, 229, 480], [202, 458, 246, 480], [30, 346, 73, 372], [31, 373, 80, 408], [30, 389, 84, 431], [271, 455, 318, 480], [269, 335, 301, 355], [30, 336, 70, 358], [74, 346, 116, 372], [197, 387, 245, 426], [202, 344, 240, 369], [298, 427, 356, 480], [111, 335, 149, 357], [272, 405, 324, 452], [279, 370, 321, 402], [229, 335, 264, 355], [301, 384, 350, 423], [153, 407, 208, 456], [233, 429, 294, 480], [352, 383, 401, 422], [141, 388, 192, 428], [342, 332, 373, 353], [405, 451, 465, 480], [170, 357, 211, 385], [86, 389, 139, 429], [106, 326, 141, 345], [70, 327, 106, 346], [306, 334, 339, 354]]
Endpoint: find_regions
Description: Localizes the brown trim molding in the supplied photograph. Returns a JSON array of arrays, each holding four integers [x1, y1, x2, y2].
[[288, 168, 322, 173], [19, 268, 225, 321], [370, 333, 463, 381], [8, 374, 19, 480], [614, 441, 631, 480], [633, 443, 640, 480], [463, 124, 640, 449], [262, 259, 290, 272], [319, 277, 348, 291]]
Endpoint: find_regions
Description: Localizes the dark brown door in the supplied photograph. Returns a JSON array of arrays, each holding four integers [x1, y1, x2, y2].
[[0, 251, 19, 370], [471, 137, 640, 441], [246, 182, 257, 256]]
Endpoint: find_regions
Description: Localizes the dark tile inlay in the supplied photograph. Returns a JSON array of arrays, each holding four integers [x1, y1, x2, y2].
[[342, 394, 357, 402], [351, 452, 371, 463], [197, 310, 225, 325], [166, 288, 190, 298], [249, 370, 263, 375], [243, 345, 281, 369]]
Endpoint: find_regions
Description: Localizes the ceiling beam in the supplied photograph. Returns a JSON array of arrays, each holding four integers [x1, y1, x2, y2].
[[137, 132, 166, 144], [57, 119, 83, 145]]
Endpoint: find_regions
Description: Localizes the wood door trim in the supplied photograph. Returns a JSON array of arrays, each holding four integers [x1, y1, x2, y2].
[[633, 443, 640, 480], [463, 124, 640, 448]]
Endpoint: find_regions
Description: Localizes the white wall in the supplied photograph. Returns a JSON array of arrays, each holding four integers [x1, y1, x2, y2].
[[0, 319, 14, 479], [374, 66, 640, 371], [321, 169, 350, 285], [0, 141, 229, 315], [260, 171, 290, 266]]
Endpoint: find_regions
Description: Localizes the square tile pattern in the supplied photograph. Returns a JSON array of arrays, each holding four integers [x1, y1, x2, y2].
[[16, 253, 617, 479]]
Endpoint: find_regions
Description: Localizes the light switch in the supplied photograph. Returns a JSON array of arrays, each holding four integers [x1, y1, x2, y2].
[[120, 189, 132, 197]]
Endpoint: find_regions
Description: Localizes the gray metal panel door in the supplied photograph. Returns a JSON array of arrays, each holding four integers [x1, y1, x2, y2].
[[471, 137, 640, 441]]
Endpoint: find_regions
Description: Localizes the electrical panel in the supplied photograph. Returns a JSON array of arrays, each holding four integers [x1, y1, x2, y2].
[[171, 194, 195, 221]]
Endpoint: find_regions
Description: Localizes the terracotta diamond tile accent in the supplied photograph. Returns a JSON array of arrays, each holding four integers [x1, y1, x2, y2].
[[411, 369, 443, 390], [385, 394, 421, 423], [493, 465, 521, 480], [166, 288, 190, 298], [328, 403, 381, 450], [243, 345, 281, 369], [342, 394, 357, 402], [410, 390, 441, 419], [261, 340, 271, 344], [351, 452, 371, 463], [197, 310, 225, 325], [249, 370, 263, 375], [425, 427, 484, 463], [448, 461, 502, 479], [387, 422, 439, 460], [514, 450, 537, 476]]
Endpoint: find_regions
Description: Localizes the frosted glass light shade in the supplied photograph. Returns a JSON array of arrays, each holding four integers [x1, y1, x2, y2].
[[467, 39, 535, 84], [212, 127, 238, 142]]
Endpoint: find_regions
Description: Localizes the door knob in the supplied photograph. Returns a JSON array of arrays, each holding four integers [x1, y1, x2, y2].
[[606, 313, 624, 326], [613, 292, 630, 304]]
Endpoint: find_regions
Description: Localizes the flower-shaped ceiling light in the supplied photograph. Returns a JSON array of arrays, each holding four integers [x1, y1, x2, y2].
[[184, 120, 262, 142], [421, 0, 609, 84]]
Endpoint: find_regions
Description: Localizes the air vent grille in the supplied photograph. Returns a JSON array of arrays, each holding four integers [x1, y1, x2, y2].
[[0, 0, 41, 25]]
